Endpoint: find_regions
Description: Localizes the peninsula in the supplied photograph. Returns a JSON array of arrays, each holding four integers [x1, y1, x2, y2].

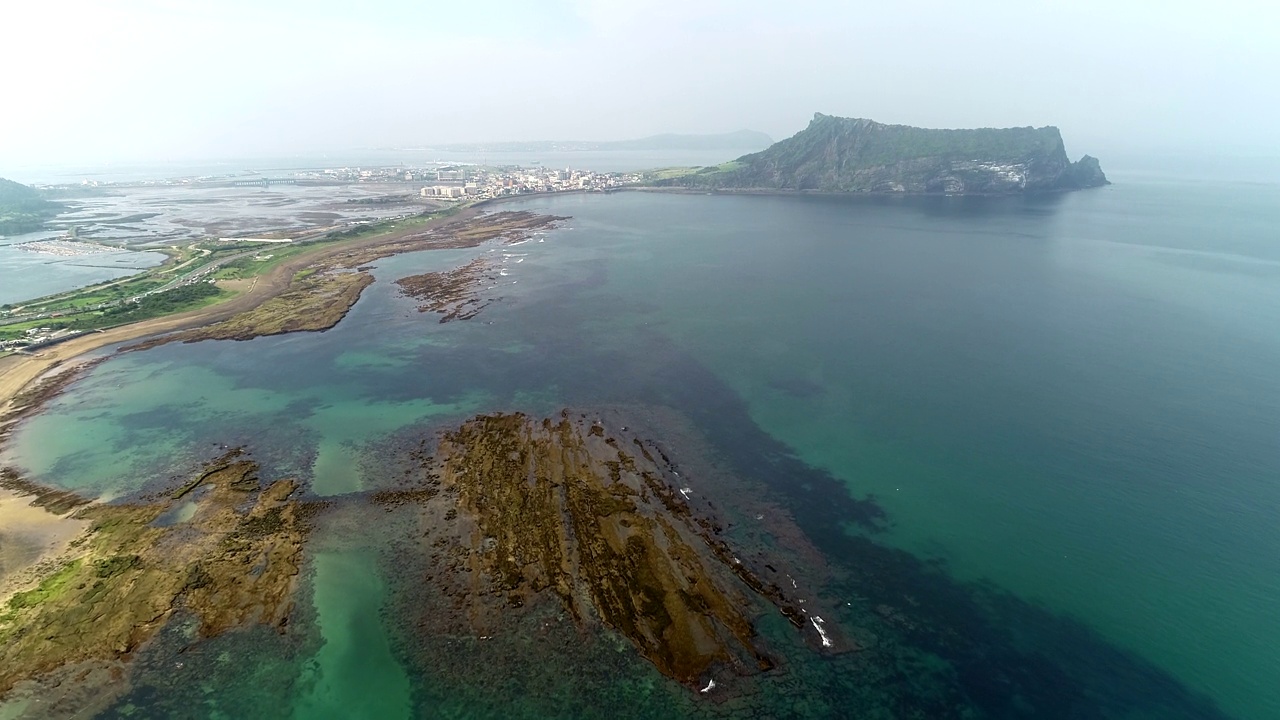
[[651, 113, 1108, 194]]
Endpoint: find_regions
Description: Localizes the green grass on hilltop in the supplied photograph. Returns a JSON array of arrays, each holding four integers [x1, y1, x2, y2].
[[642, 167, 703, 181]]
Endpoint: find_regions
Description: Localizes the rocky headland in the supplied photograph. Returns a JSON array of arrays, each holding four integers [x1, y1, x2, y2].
[[0, 178, 58, 235], [655, 113, 1108, 194]]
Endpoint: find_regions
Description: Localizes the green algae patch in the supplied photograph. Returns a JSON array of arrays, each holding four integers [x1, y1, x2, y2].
[[0, 452, 317, 699], [3, 560, 81, 617]]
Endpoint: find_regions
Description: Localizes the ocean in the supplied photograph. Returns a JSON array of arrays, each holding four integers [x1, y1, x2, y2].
[[3, 166, 1277, 718]]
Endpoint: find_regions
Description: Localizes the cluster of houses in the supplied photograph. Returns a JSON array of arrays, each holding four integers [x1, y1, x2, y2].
[[0, 326, 83, 353], [418, 165, 640, 201]]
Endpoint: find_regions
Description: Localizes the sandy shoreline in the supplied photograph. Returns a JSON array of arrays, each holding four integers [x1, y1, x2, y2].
[[0, 487, 90, 607], [0, 208, 481, 424]]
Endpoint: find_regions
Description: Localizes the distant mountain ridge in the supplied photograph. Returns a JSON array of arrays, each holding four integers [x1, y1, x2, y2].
[[0, 177, 43, 206], [657, 114, 1108, 194], [428, 130, 774, 154]]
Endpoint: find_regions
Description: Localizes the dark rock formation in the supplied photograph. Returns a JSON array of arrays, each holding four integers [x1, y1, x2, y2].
[[0, 452, 312, 698], [659, 113, 1109, 194], [396, 412, 840, 689]]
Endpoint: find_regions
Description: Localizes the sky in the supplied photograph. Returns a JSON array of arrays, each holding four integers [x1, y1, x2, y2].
[[1, 0, 1277, 167]]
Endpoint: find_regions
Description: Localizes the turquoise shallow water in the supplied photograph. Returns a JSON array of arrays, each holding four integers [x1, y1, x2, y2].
[[4, 172, 1279, 718], [293, 550, 412, 719]]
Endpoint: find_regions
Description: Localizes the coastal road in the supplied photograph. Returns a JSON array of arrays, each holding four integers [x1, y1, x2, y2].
[[148, 247, 262, 294], [148, 226, 343, 295]]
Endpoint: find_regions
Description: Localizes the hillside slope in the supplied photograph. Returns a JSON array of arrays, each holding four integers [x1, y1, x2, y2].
[[0, 178, 57, 234], [660, 114, 1108, 194]]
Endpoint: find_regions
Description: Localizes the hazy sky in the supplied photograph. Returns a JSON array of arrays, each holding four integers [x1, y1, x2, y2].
[[2, 0, 1276, 166]]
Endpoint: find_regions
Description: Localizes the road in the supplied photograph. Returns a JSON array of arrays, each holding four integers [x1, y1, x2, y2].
[[147, 247, 261, 294], [108, 226, 340, 297]]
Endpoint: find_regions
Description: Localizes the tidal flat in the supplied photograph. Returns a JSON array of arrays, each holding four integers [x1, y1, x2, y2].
[[0, 407, 844, 718], [1, 183, 1277, 718], [0, 181, 434, 305]]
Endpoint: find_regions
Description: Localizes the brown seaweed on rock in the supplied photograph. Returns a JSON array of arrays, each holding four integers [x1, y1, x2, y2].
[[394, 257, 499, 322], [401, 411, 825, 687], [0, 451, 317, 701]]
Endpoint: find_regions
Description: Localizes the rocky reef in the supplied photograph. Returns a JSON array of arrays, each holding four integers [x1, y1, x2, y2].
[[384, 412, 839, 689], [0, 452, 314, 704], [658, 113, 1108, 194], [392, 211, 567, 322], [395, 258, 500, 322], [0, 408, 844, 710]]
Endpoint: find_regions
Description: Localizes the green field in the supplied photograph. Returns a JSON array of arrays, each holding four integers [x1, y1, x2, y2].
[[0, 284, 229, 342]]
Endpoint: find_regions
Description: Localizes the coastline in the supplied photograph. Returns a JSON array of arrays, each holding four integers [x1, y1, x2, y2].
[[471, 182, 1108, 216], [0, 207, 482, 425], [0, 486, 91, 610], [0, 178, 1105, 421], [628, 184, 1108, 198]]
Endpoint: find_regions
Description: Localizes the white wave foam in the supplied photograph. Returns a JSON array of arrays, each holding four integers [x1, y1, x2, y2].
[[810, 615, 833, 647]]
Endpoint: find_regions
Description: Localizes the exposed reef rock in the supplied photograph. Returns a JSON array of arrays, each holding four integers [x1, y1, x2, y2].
[[0, 452, 314, 699], [0, 469, 91, 516], [659, 113, 1108, 194], [395, 258, 500, 322], [392, 212, 567, 323], [127, 211, 567, 349], [1, 408, 843, 707], [393, 412, 837, 688]]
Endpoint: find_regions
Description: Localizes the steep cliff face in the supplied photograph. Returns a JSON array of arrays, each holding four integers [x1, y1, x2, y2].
[[664, 114, 1108, 194]]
